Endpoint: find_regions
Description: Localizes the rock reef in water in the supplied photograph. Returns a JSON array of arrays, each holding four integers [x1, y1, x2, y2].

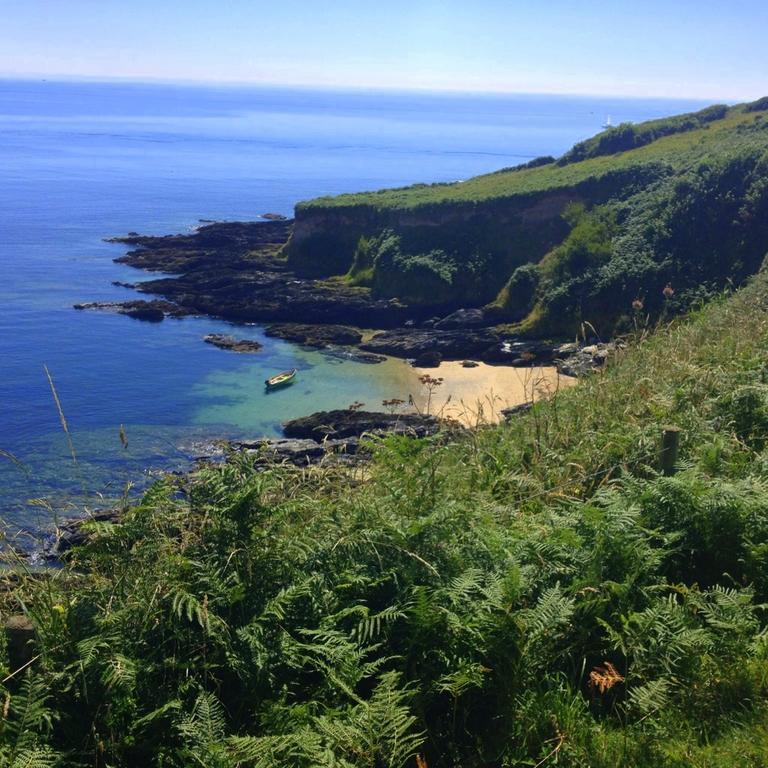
[[104, 220, 414, 328], [73, 299, 192, 320], [203, 334, 263, 353]]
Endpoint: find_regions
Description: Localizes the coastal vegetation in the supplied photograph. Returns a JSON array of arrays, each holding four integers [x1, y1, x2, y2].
[[287, 99, 768, 335], [7, 265, 768, 764]]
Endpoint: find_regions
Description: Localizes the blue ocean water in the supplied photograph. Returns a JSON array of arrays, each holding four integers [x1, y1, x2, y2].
[[0, 79, 708, 527]]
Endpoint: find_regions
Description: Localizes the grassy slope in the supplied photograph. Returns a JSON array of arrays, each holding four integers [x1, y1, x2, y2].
[[7, 273, 768, 765], [299, 108, 756, 211]]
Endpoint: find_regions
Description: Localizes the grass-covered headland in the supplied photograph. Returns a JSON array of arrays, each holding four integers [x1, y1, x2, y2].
[[7, 271, 768, 764], [288, 99, 768, 336]]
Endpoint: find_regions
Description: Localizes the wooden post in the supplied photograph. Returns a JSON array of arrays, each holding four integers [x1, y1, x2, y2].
[[660, 426, 681, 476], [4, 614, 36, 675]]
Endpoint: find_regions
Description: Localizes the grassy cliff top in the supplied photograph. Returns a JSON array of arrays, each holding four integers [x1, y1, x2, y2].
[[298, 102, 767, 211], [289, 98, 768, 333]]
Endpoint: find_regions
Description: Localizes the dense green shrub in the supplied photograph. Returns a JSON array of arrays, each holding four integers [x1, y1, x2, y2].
[[367, 229, 459, 305], [518, 133, 768, 335], [746, 96, 768, 112], [496, 262, 540, 319]]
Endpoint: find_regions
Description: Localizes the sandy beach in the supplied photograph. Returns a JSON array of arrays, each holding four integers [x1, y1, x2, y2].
[[399, 360, 575, 427]]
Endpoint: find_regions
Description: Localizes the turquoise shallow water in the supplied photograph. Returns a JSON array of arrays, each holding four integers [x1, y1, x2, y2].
[[0, 79, 708, 528]]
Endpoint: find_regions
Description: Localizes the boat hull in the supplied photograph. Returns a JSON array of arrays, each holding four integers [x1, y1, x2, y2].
[[265, 369, 297, 390]]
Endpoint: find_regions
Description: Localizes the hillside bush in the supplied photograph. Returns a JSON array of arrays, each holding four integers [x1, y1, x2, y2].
[[8, 270, 768, 765]]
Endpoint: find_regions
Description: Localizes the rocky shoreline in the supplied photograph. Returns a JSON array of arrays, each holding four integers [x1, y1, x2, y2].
[[80, 219, 614, 373], [40, 218, 618, 558], [41, 216, 619, 561], [40, 408, 446, 561]]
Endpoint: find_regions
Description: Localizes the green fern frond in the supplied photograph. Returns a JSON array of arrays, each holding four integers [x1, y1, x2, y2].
[[521, 584, 575, 648], [352, 604, 406, 645], [101, 653, 137, 692], [626, 677, 671, 717], [6, 747, 59, 768], [0, 673, 54, 762]]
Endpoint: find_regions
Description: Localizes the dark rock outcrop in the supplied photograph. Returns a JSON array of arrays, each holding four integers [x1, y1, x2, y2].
[[413, 351, 442, 368], [482, 339, 558, 365], [555, 342, 615, 377], [100, 220, 420, 328], [49, 509, 121, 556], [433, 308, 490, 330], [320, 348, 387, 365], [5, 615, 36, 672], [360, 328, 503, 361], [125, 305, 165, 322], [265, 323, 362, 347], [231, 437, 362, 466], [501, 402, 534, 419], [203, 334, 263, 353], [108, 219, 293, 262], [283, 409, 442, 441], [73, 299, 192, 320], [89, 220, 612, 377]]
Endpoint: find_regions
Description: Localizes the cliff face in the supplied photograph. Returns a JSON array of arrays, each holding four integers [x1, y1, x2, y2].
[[287, 206, 382, 277], [286, 164, 668, 307], [285, 197, 572, 308], [288, 193, 576, 274], [285, 100, 768, 333]]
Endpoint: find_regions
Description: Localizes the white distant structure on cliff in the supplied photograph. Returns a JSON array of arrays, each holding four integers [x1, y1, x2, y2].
[[602, 115, 613, 129]]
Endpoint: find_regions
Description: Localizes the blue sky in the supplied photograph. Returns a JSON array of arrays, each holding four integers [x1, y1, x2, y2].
[[1, 0, 766, 99]]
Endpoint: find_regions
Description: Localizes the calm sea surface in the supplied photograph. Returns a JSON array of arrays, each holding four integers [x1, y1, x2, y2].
[[0, 79, 707, 528]]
